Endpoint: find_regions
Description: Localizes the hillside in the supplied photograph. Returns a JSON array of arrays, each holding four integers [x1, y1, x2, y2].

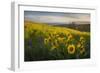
[[24, 20, 90, 61]]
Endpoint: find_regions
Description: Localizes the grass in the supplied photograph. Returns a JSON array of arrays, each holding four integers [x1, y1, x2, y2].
[[24, 20, 90, 61]]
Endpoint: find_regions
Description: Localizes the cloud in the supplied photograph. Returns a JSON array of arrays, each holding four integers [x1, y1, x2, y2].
[[24, 11, 90, 24]]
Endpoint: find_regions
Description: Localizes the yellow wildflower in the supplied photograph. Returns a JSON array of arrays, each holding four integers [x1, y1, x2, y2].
[[80, 36, 84, 41], [44, 38, 50, 44], [44, 38, 48, 44], [51, 45, 57, 50], [77, 42, 81, 48], [80, 46, 85, 54], [67, 34, 73, 42], [67, 44, 76, 54]]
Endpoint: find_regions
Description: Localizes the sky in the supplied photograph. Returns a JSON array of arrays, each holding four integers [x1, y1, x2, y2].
[[24, 11, 90, 24]]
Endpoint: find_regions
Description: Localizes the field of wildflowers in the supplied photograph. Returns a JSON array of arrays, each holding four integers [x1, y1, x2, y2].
[[24, 21, 90, 61]]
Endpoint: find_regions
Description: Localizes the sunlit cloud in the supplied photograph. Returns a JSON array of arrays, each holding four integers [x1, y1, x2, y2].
[[24, 11, 90, 24]]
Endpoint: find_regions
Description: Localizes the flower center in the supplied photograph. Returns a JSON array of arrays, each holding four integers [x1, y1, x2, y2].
[[70, 47, 73, 51]]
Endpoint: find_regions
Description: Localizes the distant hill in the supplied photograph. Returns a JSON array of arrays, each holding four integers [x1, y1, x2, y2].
[[53, 24, 90, 32], [47, 22, 90, 32]]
